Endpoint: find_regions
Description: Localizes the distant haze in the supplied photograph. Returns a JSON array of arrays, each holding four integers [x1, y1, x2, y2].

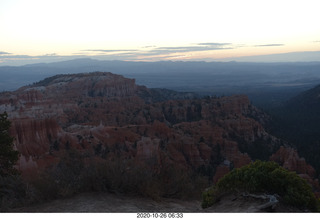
[[217, 51, 320, 63], [1, 59, 320, 110], [1, 51, 320, 67]]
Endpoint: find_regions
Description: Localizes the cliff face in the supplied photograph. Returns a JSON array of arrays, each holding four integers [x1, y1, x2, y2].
[[0, 72, 317, 190], [268, 83, 320, 174], [270, 146, 320, 195], [29, 72, 137, 98], [270, 146, 316, 177]]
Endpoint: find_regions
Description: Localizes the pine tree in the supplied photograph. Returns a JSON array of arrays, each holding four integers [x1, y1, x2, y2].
[[0, 112, 19, 176]]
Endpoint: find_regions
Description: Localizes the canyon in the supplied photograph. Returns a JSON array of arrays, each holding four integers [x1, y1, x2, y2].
[[0, 72, 318, 196]]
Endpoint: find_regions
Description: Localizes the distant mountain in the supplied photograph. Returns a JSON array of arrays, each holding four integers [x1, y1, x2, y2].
[[1, 59, 320, 91], [286, 84, 320, 111], [268, 84, 320, 173], [275, 83, 320, 132], [219, 51, 320, 62], [1, 59, 320, 111]]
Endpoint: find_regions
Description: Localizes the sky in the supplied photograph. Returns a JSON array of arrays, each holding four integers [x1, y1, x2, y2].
[[1, 0, 320, 65]]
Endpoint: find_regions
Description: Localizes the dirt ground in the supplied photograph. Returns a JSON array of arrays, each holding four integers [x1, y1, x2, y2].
[[10, 192, 302, 213], [11, 192, 203, 213]]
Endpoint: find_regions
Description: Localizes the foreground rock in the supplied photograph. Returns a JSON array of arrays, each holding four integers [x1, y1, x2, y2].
[[205, 193, 303, 213]]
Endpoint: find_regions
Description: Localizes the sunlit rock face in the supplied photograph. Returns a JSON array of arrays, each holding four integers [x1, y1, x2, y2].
[[0, 72, 318, 192]]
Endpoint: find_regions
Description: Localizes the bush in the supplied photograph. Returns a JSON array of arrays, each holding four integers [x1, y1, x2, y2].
[[80, 158, 208, 200], [0, 175, 37, 211], [202, 160, 320, 211], [31, 149, 85, 200], [1, 149, 208, 211], [31, 152, 208, 202]]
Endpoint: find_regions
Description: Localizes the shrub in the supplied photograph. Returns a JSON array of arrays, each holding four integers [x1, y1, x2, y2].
[[202, 160, 320, 211], [31, 153, 208, 203], [81, 158, 208, 200], [0, 175, 36, 211], [31, 149, 85, 199]]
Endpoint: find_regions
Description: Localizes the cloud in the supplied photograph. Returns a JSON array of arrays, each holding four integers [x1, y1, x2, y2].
[[254, 44, 284, 47], [95, 53, 140, 59], [81, 43, 234, 58], [42, 53, 58, 56], [0, 51, 144, 66], [0, 51, 12, 55], [196, 42, 232, 47], [0, 53, 87, 61], [0, 54, 33, 59], [0, 54, 74, 66], [155, 46, 225, 51], [141, 43, 234, 56], [141, 45, 157, 48], [129, 54, 188, 61], [82, 49, 139, 53], [0, 53, 65, 59], [0, 42, 236, 65]]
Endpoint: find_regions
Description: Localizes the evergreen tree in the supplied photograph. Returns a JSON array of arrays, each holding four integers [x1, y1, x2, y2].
[[0, 112, 19, 176]]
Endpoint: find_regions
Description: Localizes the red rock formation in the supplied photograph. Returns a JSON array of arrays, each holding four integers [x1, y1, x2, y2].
[[17, 89, 43, 103], [213, 166, 230, 183], [136, 137, 160, 162], [1, 71, 318, 197], [270, 146, 316, 177], [10, 118, 61, 156], [270, 146, 320, 196]]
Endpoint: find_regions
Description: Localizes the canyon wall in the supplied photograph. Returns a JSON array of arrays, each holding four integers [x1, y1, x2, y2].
[[0, 72, 317, 193]]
